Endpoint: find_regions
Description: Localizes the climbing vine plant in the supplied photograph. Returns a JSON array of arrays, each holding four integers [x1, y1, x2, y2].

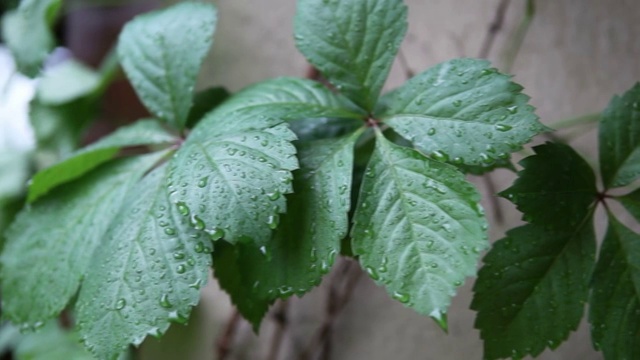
[[1, 0, 638, 359]]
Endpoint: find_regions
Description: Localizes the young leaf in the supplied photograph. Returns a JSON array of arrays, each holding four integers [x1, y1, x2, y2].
[[168, 105, 301, 245], [472, 220, 596, 360], [379, 59, 547, 166], [589, 214, 640, 359], [214, 133, 360, 329], [294, 0, 408, 111], [117, 2, 217, 129], [618, 188, 640, 222], [28, 120, 177, 203], [191, 78, 364, 139], [499, 142, 597, 230], [1, 0, 61, 77], [0, 154, 163, 327], [36, 60, 101, 105], [351, 132, 487, 321], [599, 83, 640, 188], [76, 163, 211, 359]]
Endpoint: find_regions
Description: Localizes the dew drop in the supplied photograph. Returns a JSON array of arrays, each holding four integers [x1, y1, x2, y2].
[[206, 227, 225, 241], [392, 291, 411, 304], [176, 265, 186, 274], [366, 266, 380, 280], [495, 124, 512, 132], [427, 128, 436, 136], [164, 228, 176, 236], [115, 298, 126, 310], [267, 214, 280, 229], [159, 294, 172, 308], [267, 190, 281, 201]]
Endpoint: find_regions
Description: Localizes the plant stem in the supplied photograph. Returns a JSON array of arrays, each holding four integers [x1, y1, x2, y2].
[[502, 0, 535, 73], [548, 113, 601, 130], [267, 301, 289, 360], [216, 309, 240, 360], [477, 0, 511, 59]]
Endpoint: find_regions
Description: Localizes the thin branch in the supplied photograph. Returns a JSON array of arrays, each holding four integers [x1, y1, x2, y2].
[[267, 301, 289, 360], [502, 0, 535, 73], [216, 309, 240, 360], [477, 0, 511, 59], [397, 47, 415, 80]]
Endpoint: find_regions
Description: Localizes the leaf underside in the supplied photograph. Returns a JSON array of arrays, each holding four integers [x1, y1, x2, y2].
[[380, 58, 547, 166], [472, 220, 596, 359], [352, 133, 487, 321]]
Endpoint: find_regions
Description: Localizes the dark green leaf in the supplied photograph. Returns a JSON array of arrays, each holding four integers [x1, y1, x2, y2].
[[289, 117, 363, 141], [28, 120, 177, 203], [380, 59, 547, 166], [618, 188, 640, 222], [214, 133, 360, 329], [76, 162, 212, 360], [454, 157, 515, 175], [294, 0, 407, 111], [1, 0, 61, 77], [36, 60, 101, 105], [499, 142, 597, 230], [589, 214, 640, 360], [1, 154, 162, 327], [472, 220, 596, 359], [186, 87, 231, 129], [15, 321, 94, 360], [351, 132, 487, 321], [117, 2, 217, 129], [599, 83, 640, 188]]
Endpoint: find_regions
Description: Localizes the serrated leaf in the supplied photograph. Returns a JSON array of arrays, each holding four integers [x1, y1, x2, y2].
[[290, 117, 363, 142], [351, 132, 487, 319], [589, 214, 640, 360], [76, 163, 212, 360], [1, 154, 162, 327], [2, 0, 61, 77], [599, 83, 640, 188], [618, 188, 640, 222], [117, 2, 216, 129], [380, 58, 547, 166], [36, 60, 101, 105], [191, 78, 364, 140], [454, 157, 515, 175], [28, 120, 177, 203], [169, 107, 297, 244], [472, 220, 596, 359], [499, 142, 597, 230], [15, 321, 94, 360], [214, 133, 359, 329], [294, 0, 407, 111], [186, 87, 230, 129]]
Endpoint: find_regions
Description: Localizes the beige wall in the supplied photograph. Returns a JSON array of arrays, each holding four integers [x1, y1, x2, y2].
[[143, 0, 639, 359]]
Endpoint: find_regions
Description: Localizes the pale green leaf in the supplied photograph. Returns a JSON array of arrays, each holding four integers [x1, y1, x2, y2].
[[294, 0, 407, 111], [15, 321, 94, 360], [36, 60, 101, 105], [351, 133, 487, 320], [168, 105, 298, 245], [472, 220, 596, 359], [28, 120, 177, 203], [1, 154, 162, 327], [589, 214, 640, 360], [117, 2, 217, 129], [500, 142, 597, 230], [618, 188, 640, 222], [380, 59, 547, 166], [76, 163, 212, 360], [2, 0, 61, 77], [214, 133, 360, 329], [599, 83, 640, 188]]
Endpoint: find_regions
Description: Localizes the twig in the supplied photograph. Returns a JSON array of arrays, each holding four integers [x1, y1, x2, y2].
[[216, 309, 240, 360], [267, 301, 289, 360], [502, 0, 535, 73], [477, 0, 511, 59], [397, 47, 415, 80]]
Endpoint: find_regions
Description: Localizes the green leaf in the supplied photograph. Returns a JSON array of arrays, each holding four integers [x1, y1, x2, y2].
[[499, 142, 597, 230], [28, 120, 177, 203], [0, 151, 30, 201], [589, 214, 640, 360], [36, 60, 101, 105], [294, 0, 407, 111], [1, 0, 61, 77], [618, 188, 640, 222], [214, 133, 360, 329], [76, 163, 212, 360], [191, 78, 364, 139], [454, 157, 515, 175], [380, 59, 547, 166], [117, 2, 217, 129], [0, 154, 162, 327], [15, 321, 94, 360], [472, 220, 596, 359], [168, 107, 301, 245], [186, 87, 230, 129], [351, 132, 487, 321], [290, 117, 363, 142], [599, 83, 640, 188]]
